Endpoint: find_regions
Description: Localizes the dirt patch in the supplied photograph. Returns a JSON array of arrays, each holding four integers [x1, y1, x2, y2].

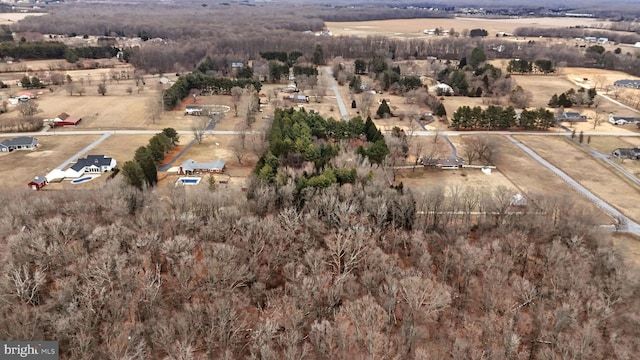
[[158, 145, 185, 166]]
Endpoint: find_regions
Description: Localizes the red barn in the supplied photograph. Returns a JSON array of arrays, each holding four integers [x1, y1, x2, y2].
[[28, 176, 48, 190], [53, 112, 82, 127]]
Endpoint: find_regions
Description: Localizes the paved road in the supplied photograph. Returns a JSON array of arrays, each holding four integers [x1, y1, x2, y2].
[[0, 129, 257, 138], [323, 67, 350, 120], [580, 139, 640, 187], [55, 132, 112, 170], [506, 135, 640, 235]]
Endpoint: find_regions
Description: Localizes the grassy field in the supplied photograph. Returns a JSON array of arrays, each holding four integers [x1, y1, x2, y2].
[[515, 135, 640, 223]]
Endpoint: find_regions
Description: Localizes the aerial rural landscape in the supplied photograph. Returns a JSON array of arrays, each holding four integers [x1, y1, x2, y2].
[[0, 0, 639, 358]]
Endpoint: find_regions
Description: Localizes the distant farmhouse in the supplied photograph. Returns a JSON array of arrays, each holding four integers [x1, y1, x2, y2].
[[53, 112, 82, 127], [421, 156, 465, 169], [609, 114, 640, 125], [612, 148, 640, 160], [0, 136, 38, 152], [613, 79, 640, 89], [558, 112, 587, 122]]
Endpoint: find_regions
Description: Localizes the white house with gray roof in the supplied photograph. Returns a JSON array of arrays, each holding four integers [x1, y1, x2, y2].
[[0, 136, 38, 152], [64, 155, 117, 178], [179, 159, 225, 175]]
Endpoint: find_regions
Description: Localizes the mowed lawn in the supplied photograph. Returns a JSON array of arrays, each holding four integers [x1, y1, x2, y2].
[[0, 135, 101, 188], [515, 135, 640, 223]]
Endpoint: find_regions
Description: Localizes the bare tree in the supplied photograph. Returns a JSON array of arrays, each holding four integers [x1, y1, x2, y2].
[[510, 85, 533, 109], [16, 101, 40, 119], [192, 116, 209, 144], [462, 136, 500, 165], [230, 123, 249, 165], [231, 86, 243, 117], [65, 81, 76, 96], [359, 91, 374, 118], [97, 82, 107, 96]]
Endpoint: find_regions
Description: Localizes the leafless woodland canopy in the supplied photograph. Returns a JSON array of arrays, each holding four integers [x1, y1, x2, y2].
[[11, 1, 640, 76], [1, 154, 639, 358], [2, 1, 640, 358]]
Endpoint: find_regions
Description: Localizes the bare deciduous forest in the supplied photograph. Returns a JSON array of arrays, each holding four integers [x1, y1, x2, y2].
[[2, 1, 640, 358], [1, 160, 639, 358], [11, 2, 640, 76]]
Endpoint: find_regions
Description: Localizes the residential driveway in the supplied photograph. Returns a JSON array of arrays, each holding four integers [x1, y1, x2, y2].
[[157, 113, 222, 172], [505, 135, 640, 235], [55, 132, 112, 170], [323, 67, 349, 120]]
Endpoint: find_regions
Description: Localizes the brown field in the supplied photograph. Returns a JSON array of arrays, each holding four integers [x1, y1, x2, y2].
[[326, 17, 612, 39], [0, 12, 46, 25], [515, 135, 640, 222], [398, 165, 518, 196], [585, 136, 640, 177], [449, 134, 612, 223], [0, 135, 101, 187], [609, 232, 640, 268]]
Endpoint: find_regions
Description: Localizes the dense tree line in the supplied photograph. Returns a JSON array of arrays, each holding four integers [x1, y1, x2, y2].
[[549, 87, 597, 108], [507, 58, 556, 74], [121, 128, 179, 188], [0, 157, 637, 358], [10, 3, 640, 77], [254, 108, 388, 186], [0, 41, 117, 61], [162, 72, 261, 109], [451, 105, 555, 130]]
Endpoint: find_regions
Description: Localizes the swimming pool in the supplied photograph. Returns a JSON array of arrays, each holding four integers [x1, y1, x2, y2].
[[175, 177, 202, 186], [72, 177, 94, 184]]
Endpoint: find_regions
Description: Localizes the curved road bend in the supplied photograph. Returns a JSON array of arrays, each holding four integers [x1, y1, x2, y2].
[[323, 67, 350, 120], [505, 136, 640, 235]]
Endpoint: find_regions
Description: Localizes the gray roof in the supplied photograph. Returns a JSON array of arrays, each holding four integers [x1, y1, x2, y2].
[[181, 159, 225, 172], [612, 116, 640, 122], [614, 79, 640, 88], [30, 176, 47, 184], [0, 136, 38, 147], [71, 155, 113, 171]]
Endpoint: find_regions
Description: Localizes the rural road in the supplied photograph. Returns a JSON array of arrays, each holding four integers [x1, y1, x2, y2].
[[506, 135, 640, 235], [323, 67, 350, 120]]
